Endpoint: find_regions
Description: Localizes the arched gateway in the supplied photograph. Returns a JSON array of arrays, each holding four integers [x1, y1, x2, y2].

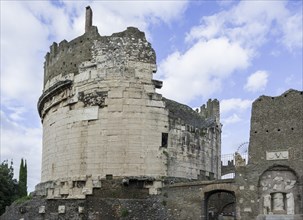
[[206, 190, 236, 220], [201, 183, 238, 220]]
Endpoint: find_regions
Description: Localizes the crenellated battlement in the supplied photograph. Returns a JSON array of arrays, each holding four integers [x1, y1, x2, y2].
[[199, 99, 220, 123]]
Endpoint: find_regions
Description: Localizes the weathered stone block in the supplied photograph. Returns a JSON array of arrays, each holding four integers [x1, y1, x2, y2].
[[128, 91, 142, 99], [108, 89, 124, 98], [38, 206, 45, 214], [78, 206, 84, 214], [74, 71, 90, 83], [107, 103, 123, 112], [82, 187, 93, 195], [147, 100, 165, 108], [244, 207, 252, 212], [58, 205, 65, 214], [144, 84, 155, 93]]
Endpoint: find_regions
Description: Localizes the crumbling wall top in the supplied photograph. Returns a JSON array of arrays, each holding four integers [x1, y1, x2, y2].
[[43, 7, 156, 87], [199, 99, 220, 123], [163, 97, 216, 129], [248, 89, 303, 166], [44, 26, 156, 87]]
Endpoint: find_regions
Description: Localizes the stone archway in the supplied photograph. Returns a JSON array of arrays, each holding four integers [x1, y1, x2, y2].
[[206, 190, 236, 220], [200, 182, 238, 220]]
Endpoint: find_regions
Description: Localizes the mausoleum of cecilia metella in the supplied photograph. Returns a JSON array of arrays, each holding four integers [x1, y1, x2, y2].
[[1, 6, 302, 220]]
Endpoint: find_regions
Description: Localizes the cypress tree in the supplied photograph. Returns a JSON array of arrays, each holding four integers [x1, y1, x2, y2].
[[24, 160, 27, 195], [18, 158, 27, 197]]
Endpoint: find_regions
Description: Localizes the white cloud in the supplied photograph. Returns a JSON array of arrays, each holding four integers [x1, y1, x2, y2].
[[222, 113, 241, 125], [281, 12, 303, 50], [220, 98, 252, 114], [0, 110, 42, 193], [244, 70, 269, 92], [216, 0, 237, 8], [220, 98, 252, 142], [99, 1, 188, 24], [50, 1, 188, 40], [186, 1, 302, 51], [161, 1, 301, 104], [7, 106, 26, 122], [220, 97, 252, 152], [159, 38, 249, 103], [1, 1, 46, 108], [1, 1, 189, 108]]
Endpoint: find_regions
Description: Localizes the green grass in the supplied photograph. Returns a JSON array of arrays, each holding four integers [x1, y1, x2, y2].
[[121, 208, 129, 217], [14, 195, 32, 204]]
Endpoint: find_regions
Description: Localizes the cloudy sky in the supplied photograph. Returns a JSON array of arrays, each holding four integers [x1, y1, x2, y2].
[[1, 0, 302, 192]]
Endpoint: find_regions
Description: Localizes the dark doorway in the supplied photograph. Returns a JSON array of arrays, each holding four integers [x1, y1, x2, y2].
[[205, 190, 236, 220]]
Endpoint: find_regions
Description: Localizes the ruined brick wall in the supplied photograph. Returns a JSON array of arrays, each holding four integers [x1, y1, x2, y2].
[[248, 89, 303, 167], [235, 89, 303, 219]]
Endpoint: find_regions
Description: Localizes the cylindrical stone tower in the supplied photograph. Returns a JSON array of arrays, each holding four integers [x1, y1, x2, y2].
[[36, 7, 222, 199], [37, 8, 169, 198]]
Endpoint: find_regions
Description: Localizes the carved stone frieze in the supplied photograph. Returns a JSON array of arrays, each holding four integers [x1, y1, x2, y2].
[[78, 91, 108, 107]]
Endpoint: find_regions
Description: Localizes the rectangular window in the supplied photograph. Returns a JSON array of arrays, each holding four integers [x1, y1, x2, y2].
[[73, 181, 85, 188], [106, 174, 113, 180], [162, 133, 168, 148]]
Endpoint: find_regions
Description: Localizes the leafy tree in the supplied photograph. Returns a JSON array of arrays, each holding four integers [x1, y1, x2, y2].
[[0, 160, 18, 215], [18, 158, 27, 198]]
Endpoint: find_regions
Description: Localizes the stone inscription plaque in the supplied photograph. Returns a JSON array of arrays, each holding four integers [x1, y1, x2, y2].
[[266, 151, 289, 160]]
